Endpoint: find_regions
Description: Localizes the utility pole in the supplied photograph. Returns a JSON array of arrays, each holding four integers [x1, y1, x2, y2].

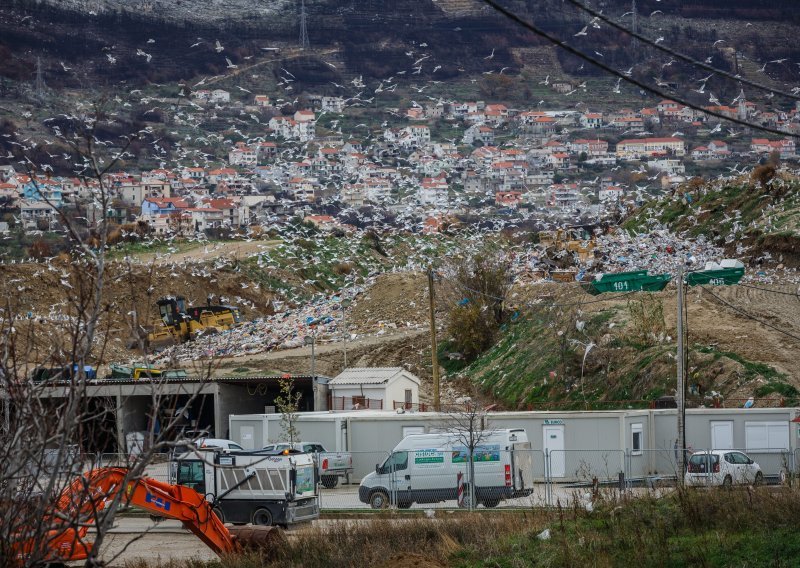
[[676, 265, 686, 481], [428, 265, 440, 411], [35, 56, 46, 100], [341, 298, 351, 369], [299, 0, 310, 50]]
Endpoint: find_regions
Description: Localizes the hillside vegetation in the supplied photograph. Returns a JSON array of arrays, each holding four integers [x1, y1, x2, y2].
[[623, 178, 800, 267]]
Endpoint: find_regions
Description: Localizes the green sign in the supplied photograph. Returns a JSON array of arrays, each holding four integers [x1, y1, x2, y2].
[[583, 270, 671, 295], [414, 449, 444, 464], [685, 267, 744, 287]]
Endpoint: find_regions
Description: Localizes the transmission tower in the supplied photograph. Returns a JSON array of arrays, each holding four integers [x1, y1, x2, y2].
[[299, 0, 310, 50], [35, 56, 47, 99]]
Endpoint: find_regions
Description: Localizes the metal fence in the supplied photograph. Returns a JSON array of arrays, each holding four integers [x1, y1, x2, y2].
[[316, 447, 798, 510], [20, 447, 798, 512]]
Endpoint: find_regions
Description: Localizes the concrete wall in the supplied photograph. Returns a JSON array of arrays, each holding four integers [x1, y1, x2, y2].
[[216, 384, 265, 438]]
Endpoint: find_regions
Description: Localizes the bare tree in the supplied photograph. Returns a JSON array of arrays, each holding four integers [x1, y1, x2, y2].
[[0, 102, 219, 566], [444, 396, 496, 510]]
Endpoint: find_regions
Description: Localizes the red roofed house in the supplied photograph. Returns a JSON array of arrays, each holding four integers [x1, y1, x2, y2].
[[495, 191, 522, 208]]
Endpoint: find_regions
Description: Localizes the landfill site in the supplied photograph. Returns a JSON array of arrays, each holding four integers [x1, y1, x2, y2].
[[7, 219, 800, 403]]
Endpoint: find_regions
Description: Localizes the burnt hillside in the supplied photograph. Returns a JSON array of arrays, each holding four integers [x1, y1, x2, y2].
[[0, 0, 798, 90]]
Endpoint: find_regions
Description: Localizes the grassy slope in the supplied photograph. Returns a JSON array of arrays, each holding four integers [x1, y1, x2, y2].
[[446, 289, 791, 410], [622, 179, 800, 263]]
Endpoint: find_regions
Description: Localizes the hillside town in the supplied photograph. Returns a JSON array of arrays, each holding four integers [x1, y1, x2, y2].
[[2, 88, 798, 238]]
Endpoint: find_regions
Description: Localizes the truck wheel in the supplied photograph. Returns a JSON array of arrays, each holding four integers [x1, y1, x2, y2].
[[370, 491, 389, 509], [321, 475, 339, 489], [252, 507, 273, 526], [482, 498, 500, 508], [211, 506, 225, 523]]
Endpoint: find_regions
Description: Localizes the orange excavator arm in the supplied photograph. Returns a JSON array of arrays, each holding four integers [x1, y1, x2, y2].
[[16, 467, 237, 564]]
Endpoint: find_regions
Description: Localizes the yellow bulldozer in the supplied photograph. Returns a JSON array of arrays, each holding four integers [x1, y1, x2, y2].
[[538, 226, 597, 263], [139, 296, 242, 350]]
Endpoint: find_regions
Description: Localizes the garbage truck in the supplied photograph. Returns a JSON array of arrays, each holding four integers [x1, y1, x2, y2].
[[172, 448, 319, 527]]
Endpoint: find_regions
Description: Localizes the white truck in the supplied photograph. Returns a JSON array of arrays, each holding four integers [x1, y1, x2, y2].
[[261, 442, 353, 488], [359, 429, 535, 509], [172, 449, 319, 527]]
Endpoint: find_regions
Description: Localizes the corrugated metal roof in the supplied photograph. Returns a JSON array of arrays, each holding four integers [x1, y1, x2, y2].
[[329, 367, 419, 386], [42, 374, 326, 387]]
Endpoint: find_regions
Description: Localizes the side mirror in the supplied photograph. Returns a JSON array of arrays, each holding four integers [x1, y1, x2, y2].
[[375, 464, 380, 474]]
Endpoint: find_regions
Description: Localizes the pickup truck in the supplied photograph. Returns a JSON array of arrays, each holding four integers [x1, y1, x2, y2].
[[262, 442, 353, 489]]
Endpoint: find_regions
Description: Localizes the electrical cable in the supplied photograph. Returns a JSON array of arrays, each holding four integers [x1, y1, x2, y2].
[[477, 0, 800, 139], [737, 282, 800, 297], [565, 0, 800, 102], [450, 277, 640, 307], [700, 285, 800, 342]]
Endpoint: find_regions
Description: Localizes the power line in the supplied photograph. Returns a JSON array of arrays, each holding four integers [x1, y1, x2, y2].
[[449, 276, 639, 308], [299, 0, 310, 50], [700, 285, 800, 342], [565, 0, 800, 102], [478, 0, 800, 140], [737, 283, 800, 297]]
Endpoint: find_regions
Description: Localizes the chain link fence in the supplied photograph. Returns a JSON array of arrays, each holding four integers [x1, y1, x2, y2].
[[33, 447, 795, 512]]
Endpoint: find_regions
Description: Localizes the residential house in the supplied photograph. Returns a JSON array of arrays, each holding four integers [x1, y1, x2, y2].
[[228, 142, 257, 166], [616, 137, 685, 159], [208, 168, 237, 185], [495, 191, 522, 208], [599, 185, 624, 202], [19, 199, 56, 231], [209, 89, 230, 104], [321, 96, 345, 113], [204, 198, 238, 227], [186, 206, 224, 232], [580, 112, 603, 129], [140, 197, 189, 218], [463, 124, 494, 145]]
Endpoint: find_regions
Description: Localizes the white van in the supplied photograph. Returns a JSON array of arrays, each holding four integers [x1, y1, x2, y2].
[[359, 429, 534, 508]]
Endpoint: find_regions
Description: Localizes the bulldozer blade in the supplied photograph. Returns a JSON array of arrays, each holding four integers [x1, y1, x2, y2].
[[229, 526, 287, 550]]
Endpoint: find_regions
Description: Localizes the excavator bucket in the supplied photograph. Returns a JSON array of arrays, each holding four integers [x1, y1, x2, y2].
[[229, 526, 288, 550]]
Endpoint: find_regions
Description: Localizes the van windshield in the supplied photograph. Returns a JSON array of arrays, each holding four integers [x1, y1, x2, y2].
[[379, 451, 408, 474]]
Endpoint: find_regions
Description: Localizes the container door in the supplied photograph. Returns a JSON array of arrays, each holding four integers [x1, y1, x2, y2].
[[543, 426, 565, 478], [512, 442, 534, 489], [711, 421, 733, 451]]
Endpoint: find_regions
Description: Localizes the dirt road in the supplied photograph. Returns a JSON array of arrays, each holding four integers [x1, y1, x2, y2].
[[131, 239, 279, 266]]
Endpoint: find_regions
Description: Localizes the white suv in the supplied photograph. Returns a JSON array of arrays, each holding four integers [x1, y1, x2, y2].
[[685, 450, 763, 487]]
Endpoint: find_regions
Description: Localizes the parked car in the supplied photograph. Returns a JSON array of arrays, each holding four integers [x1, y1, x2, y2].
[[685, 450, 763, 487], [262, 442, 352, 489], [173, 438, 244, 456]]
